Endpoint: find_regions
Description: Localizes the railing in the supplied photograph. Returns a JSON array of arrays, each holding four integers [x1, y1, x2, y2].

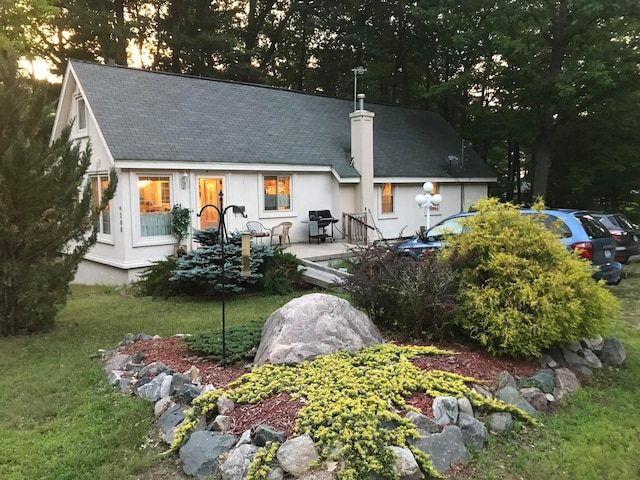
[[342, 212, 374, 244]]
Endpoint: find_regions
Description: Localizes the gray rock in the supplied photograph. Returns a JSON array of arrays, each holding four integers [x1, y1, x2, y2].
[[456, 413, 488, 449], [107, 369, 123, 386], [220, 444, 260, 480], [582, 336, 604, 352], [131, 351, 146, 363], [266, 466, 285, 480], [139, 361, 171, 379], [405, 411, 440, 434], [154, 397, 173, 418], [276, 434, 320, 476], [495, 371, 517, 390], [519, 387, 549, 411], [211, 415, 232, 433], [553, 367, 581, 404], [103, 353, 132, 374], [599, 338, 626, 366], [526, 369, 555, 394], [217, 395, 235, 415], [236, 430, 252, 447], [179, 431, 236, 479], [485, 412, 514, 435], [578, 349, 602, 369], [433, 396, 459, 425], [174, 383, 202, 405], [410, 425, 469, 474], [160, 374, 173, 399], [170, 373, 193, 395], [457, 397, 474, 417], [562, 349, 591, 369], [575, 365, 593, 376], [254, 424, 286, 447], [297, 472, 337, 480], [254, 293, 383, 366], [565, 341, 582, 353], [120, 332, 136, 346], [137, 372, 170, 402], [495, 386, 537, 417], [471, 383, 493, 399], [391, 446, 422, 480], [136, 333, 155, 341], [158, 404, 187, 435], [537, 354, 558, 369]]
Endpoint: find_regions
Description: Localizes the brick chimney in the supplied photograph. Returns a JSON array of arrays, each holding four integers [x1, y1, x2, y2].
[[350, 94, 375, 214]]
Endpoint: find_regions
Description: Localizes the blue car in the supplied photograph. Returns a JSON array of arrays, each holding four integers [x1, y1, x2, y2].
[[397, 209, 622, 285]]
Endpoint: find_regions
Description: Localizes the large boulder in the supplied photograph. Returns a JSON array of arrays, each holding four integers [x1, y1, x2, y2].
[[254, 293, 383, 366]]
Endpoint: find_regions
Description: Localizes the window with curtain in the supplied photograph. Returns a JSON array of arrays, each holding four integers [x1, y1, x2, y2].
[[90, 174, 111, 235], [381, 183, 394, 213], [264, 175, 291, 211], [138, 176, 171, 236]]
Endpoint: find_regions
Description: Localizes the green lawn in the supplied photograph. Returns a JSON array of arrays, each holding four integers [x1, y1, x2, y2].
[[1, 268, 639, 480]]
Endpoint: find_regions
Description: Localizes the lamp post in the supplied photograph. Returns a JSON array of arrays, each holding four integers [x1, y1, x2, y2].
[[415, 182, 443, 230], [197, 191, 247, 365]]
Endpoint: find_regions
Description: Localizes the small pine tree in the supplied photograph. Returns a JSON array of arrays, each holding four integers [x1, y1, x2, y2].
[[0, 55, 117, 336]]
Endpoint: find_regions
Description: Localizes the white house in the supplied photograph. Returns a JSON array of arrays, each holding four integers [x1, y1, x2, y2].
[[51, 60, 496, 285]]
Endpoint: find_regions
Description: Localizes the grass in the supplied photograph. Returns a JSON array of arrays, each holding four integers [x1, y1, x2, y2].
[[1, 266, 640, 479]]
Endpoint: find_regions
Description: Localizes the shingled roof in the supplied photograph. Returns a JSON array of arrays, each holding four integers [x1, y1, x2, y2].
[[70, 60, 496, 181]]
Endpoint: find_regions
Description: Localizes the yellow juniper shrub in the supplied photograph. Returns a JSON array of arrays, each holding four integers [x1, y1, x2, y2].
[[440, 198, 619, 358], [168, 344, 538, 479]]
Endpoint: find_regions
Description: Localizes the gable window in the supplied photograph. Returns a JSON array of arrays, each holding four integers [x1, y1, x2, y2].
[[138, 176, 171, 236], [381, 183, 394, 213], [90, 174, 111, 236], [264, 175, 291, 211], [77, 97, 87, 131]]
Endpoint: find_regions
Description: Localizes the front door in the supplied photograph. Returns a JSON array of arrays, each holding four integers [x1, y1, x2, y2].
[[198, 177, 223, 230]]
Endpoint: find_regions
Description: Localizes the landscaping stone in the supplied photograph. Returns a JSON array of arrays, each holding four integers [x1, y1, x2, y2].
[[409, 425, 469, 474], [553, 367, 581, 404], [526, 369, 555, 393], [599, 337, 626, 366], [562, 349, 592, 370], [154, 396, 173, 418], [519, 387, 549, 411], [170, 373, 193, 394], [485, 412, 514, 435], [103, 353, 132, 374], [276, 434, 320, 476], [220, 444, 260, 480], [236, 430, 252, 447], [537, 354, 558, 369], [179, 431, 236, 479], [457, 397, 474, 417], [137, 372, 170, 402], [433, 396, 459, 425], [456, 413, 488, 449], [578, 349, 602, 369], [254, 293, 383, 366], [581, 336, 604, 352], [138, 361, 172, 379], [495, 371, 517, 390], [254, 424, 286, 447], [211, 415, 232, 432], [217, 395, 235, 415], [174, 383, 202, 405], [405, 411, 440, 434], [495, 386, 537, 417], [158, 404, 187, 438], [391, 446, 422, 480]]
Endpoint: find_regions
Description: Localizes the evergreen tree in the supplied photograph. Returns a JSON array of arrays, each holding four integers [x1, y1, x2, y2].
[[0, 55, 116, 336]]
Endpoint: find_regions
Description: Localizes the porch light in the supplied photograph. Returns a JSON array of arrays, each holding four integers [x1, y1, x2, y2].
[[181, 172, 188, 189], [415, 181, 442, 230]]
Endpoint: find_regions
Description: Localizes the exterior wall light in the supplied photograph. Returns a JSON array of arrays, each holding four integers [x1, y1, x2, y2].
[[415, 181, 443, 230]]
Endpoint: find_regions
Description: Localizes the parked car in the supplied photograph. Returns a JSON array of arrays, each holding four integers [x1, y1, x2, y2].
[[587, 212, 640, 264], [397, 209, 622, 285]]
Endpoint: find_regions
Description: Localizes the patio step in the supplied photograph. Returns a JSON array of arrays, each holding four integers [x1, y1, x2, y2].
[[298, 260, 350, 289]]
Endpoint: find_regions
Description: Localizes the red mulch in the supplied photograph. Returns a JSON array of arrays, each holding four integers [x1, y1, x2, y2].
[[119, 337, 539, 437]]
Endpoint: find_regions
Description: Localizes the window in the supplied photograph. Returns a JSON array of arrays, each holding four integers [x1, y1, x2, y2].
[[264, 175, 291, 211], [381, 183, 394, 214], [427, 182, 439, 210], [77, 97, 87, 131], [90, 175, 111, 236], [138, 176, 171, 236]]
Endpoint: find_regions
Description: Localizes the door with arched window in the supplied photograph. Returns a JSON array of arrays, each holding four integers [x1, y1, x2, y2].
[[198, 177, 223, 230]]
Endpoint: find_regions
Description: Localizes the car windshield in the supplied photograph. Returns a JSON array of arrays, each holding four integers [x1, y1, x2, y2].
[[614, 214, 637, 231], [421, 217, 467, 241]]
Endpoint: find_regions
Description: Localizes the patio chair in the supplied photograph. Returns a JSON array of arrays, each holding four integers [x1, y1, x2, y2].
[[271, 221, 292, 246], [246, 221, 271, 243]]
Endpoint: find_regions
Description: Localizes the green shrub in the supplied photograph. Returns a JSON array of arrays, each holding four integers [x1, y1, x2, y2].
[[342, 245, 457, 339], [441, 197, 619, 358], [170, 231, 274, 297], [132, 256, 178, 299], [263, 248, 307, 295], [183, 318, 266, 364]]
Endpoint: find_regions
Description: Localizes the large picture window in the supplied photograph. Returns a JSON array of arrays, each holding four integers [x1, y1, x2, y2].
[[264, 175, 291, 211], [138, 176, 171, 236], [381, 183, 394, 214], [90, 175, 111, 236]]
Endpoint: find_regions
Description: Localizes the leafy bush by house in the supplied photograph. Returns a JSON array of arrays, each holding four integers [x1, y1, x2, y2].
[[441, 198, 619, 358], [262, 248, 307, 295], [183, 318, 266, 364], [342, 245, 457, 339], [132, 256, 178, 299]]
